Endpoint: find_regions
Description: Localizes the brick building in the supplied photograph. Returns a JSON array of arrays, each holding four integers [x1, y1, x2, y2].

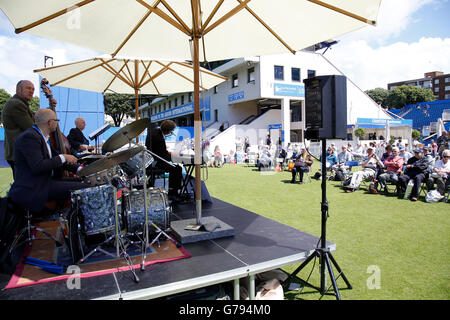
[[387, 71, 450, 100]]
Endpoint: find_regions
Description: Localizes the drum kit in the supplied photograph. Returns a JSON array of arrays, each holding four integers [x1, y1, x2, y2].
[[61, 118, 179, 283]]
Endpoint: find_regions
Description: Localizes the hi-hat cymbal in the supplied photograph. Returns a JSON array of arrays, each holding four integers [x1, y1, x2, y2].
[[79, 145, 144, 176], [102, 118, 150, 154]]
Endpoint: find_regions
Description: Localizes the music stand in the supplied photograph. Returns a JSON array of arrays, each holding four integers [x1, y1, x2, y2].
[[282, 138, 352, 300], [88, 123, 111, 153]]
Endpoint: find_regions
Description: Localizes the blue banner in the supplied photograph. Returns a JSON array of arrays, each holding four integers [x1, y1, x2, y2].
[[151, 97, 210, 122], [357, 118, 413, 127], [228, 91, 244, 102], [274, 83, 305, 97]]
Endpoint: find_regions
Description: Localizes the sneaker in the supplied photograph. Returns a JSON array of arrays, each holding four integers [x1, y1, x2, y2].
[[411, 197, 418, 201]]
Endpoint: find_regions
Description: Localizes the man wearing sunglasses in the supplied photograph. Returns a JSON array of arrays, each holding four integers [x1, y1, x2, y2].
[[426, 149, 450, 196], [8, 109, 90, 215]]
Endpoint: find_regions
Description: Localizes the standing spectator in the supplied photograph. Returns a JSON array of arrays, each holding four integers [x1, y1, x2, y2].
[[437, 131, 449, 157], [219, 122, 225, 132], [1, 80, 35, 178], [266, 134, 272, 147]]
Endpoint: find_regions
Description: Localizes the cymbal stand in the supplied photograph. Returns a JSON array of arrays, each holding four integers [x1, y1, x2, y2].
[[77, 186, 139, 283], [138, 147, 180, 271]]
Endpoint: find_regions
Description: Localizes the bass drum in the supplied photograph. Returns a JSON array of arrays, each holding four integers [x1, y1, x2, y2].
[[123, 187, 171, 233], [71, 184, 118, 235]]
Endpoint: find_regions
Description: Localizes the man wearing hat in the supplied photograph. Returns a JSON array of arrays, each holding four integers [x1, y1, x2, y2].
[[377, 147, 404, 194], [343, 146, 383, 192], [397, 148, 428, 201]]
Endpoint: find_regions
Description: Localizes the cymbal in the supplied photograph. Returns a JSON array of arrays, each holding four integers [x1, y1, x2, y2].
[[102, 118, 150, 153], [79, 145, 144, 176]]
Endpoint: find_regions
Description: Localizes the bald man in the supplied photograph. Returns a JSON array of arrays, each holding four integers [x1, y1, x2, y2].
[[67, 117, 94, 157], [8, 109, 90, 214], [1, 80, 35, 177]]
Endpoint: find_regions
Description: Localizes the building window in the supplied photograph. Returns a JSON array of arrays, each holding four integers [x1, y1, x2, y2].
[[445, 94, 450, 99], [188, 92, 193, 102], [274, 65, 284, 80], [445, 86, 450, 91], [214, 85, 218, 94], [232, 74, 238, 88], [434, 79, 440, 84], [446, 77, 450, 83], [291, 68, 301, 82], [247, 67, 255, 83], [168, 100, 172, 108], [181, 95, 184, 105], [174, 97, 178, 107], [434, 87, 439, 93], [307, 69, 316, 78]]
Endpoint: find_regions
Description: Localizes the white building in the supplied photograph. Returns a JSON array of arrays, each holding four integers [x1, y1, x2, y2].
[[139, 50, 393, 154]]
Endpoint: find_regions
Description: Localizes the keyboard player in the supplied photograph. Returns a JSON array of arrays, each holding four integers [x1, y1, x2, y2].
[[145, 120, 183, 199]]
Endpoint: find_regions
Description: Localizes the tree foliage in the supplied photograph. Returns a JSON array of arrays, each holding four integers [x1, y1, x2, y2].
[[366, 85, 435, 109], [354, 128, 366, 140], [103, 93, 135, 127], [365, 87, 390, 107], [412, 129, 421, 141]]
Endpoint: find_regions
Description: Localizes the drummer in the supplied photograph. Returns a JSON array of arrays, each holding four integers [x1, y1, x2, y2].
[[67, 117, 95, 158], [8, 109, 90, 215], [145, 120, 183, 200]]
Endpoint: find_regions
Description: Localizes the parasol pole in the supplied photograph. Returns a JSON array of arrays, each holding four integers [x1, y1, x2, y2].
[[135, 60, 140, 143], [192, 0, 202, 225]]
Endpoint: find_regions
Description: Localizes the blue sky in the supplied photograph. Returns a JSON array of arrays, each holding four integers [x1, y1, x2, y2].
[[0, 0, 449, 95]]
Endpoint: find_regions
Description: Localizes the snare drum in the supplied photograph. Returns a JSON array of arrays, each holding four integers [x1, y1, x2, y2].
[[71, 184, 117, 235], [123, 187, 171, 233], [83, 166, 118, 185]]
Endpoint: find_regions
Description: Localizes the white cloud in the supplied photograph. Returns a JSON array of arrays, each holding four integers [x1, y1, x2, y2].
[[325, 37, 450, 91], [0, 17, 98, 95], [323, 0, 450, 91], [337, 0, 437, 46]]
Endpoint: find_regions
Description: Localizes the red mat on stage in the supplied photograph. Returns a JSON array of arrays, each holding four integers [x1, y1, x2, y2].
[[4, 221, 191, 289]]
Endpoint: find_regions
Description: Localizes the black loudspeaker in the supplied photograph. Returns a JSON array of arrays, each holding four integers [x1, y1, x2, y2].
[[304, 75, 347, 140]]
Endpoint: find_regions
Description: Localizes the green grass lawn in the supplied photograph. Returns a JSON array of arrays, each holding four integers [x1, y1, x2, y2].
[[202, 163, 449, 300], [1, 164, 448, 300]]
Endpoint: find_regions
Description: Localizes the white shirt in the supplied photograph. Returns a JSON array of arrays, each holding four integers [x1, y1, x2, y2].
[[34, 127, 66, 164]]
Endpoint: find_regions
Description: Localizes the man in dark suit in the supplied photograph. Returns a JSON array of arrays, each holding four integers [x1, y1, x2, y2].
[[67, 117, 95, 157], [1, 80, 35, 178], [8, 109, 90, 214], [145, 120, 182, 198]]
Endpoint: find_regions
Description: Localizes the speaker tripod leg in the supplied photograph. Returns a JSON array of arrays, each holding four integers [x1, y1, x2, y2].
[[282, 250, 319, 289], [323, 252, 341, 300], [328, 251, 352, 289]]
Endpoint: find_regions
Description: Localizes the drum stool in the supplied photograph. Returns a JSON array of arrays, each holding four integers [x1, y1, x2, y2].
[[8, 199, 63, 253], [148, 166, 167, 189]]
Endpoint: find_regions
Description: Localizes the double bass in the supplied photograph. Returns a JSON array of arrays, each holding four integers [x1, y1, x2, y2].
[[40, 78, 72, 176]]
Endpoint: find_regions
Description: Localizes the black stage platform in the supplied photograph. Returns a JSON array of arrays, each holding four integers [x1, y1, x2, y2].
[[0, 198, 335, 300]]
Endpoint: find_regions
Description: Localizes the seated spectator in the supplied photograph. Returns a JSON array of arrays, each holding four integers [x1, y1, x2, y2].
[[422, 147, 435, 172], [343, 146, 383, 193], [324, 147, 338, 170], [290, 147, 313, 184], [426, 149, 450, 196], [399, 146, 412, 163], [257, 147, 272, 171], [213, 145, 223, 167], [381, 144, 393, 163], [397, 148, 428, 201], [333, 145, 353, 172], [377, 147, 404, 194]]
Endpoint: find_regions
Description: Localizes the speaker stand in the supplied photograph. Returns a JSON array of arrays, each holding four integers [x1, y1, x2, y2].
[[282, 138, 352, 300]]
